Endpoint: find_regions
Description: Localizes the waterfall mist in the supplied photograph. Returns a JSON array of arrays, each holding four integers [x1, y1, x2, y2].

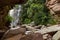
[[9, 5, 22, 28]]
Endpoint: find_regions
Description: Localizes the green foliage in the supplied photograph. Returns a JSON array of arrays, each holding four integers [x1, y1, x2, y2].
[[21, 0, 57, 25], [24, 18, 32, 24], [5, 15, 13, 22]]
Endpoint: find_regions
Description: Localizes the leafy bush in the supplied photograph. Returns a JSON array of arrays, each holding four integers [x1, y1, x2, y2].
[[21, 0, 57, 25]]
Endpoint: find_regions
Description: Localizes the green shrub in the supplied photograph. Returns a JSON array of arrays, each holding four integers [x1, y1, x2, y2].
[[21, 0, 57, 25]]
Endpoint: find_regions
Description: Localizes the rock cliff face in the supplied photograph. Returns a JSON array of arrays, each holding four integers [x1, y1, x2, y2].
[[46, 0, 60, 16], [46, 0, 60, 23], [0, 6, 11, 30]]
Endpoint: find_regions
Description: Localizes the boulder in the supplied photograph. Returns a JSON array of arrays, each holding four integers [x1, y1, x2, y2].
[[1, 28, 26, 40]]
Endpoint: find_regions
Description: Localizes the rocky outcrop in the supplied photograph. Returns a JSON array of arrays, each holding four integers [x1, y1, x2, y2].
[[46, 0, 60, 23], [46, 0, 60, 16]]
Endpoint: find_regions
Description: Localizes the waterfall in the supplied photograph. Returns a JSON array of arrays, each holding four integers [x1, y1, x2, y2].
[[9, 5, 22, 28]]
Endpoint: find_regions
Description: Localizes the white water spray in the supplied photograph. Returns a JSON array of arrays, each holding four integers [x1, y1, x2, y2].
[[9, 5, 22, 28]]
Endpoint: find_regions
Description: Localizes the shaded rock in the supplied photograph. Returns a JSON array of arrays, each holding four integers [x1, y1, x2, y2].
[[0, 30, 5, 39]]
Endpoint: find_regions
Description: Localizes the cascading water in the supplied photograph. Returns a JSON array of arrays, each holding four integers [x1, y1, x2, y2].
[[9, 5, 22, 28]]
